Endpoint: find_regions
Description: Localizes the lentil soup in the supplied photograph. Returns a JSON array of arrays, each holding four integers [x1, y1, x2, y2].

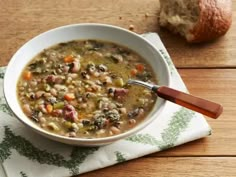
[[17, 40, 157, 138]]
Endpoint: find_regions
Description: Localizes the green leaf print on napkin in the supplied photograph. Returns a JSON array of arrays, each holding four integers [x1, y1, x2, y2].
[[20, 171, 28, 177], [160, 108, 194, 149], [126, 134, 162, 147], [159, 49, 175, 74], [115, 151, 126, 163], [0, 67, 5, 79], [0, 102, 14, 117], [0, 126, 99, 175], [126, 108, 195, 150]]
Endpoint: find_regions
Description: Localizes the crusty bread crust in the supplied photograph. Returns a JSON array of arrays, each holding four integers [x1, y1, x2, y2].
[[188, 0, 232, 42], [160, 0, 232, 43]]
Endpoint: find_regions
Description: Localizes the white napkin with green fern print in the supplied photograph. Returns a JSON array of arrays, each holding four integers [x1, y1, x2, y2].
[[0, 33, 211, 177]]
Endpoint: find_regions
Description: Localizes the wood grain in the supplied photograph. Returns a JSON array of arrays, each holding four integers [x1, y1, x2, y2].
[[155, 69, 236, 156], [79, 157, 236, 177], [0, 0, 236, 176], [0, 0, 236, 68]]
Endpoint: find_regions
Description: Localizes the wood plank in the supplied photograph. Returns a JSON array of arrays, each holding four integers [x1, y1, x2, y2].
[[152, 69, 236, 156], [159, 19, 236, 68], [156, 0, 236, 68], [0, 0, 160, 67], [0, 0, 236, 68], [0, 1, 235, 177], [79, 157, 236, 177]]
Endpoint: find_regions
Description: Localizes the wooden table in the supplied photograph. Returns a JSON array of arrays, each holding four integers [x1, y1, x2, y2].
[[1, 0, 235, 176]]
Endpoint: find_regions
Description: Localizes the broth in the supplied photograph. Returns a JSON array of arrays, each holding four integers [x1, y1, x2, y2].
[[17, 40, 157, 138]]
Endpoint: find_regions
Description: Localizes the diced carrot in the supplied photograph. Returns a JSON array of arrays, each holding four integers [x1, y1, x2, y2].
[[64, 93, 75, 101], [78, 113, 85, 119], [64, 55, 74, 63], [130, 69, 138, 76], [135, 64, 144, 72], [23, 71, 32, 80], [46, 104, 53, 113]]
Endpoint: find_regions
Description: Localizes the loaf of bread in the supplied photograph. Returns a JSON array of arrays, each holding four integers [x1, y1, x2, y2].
[[159, 0, 232, 43]]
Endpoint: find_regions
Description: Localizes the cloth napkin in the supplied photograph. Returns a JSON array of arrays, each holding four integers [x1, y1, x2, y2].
[[0, 33, 211, 177]]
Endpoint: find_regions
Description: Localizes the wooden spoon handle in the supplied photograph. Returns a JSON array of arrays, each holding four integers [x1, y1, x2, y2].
[[154, 86, 223, 119]]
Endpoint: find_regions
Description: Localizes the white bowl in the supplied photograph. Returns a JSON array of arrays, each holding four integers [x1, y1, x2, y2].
[[4, 23, 170, 146]]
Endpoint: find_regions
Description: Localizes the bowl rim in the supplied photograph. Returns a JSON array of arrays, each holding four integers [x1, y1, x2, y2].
[[4, 23, 171, 144]]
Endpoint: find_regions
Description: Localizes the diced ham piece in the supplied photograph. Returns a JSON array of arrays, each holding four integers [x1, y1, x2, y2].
[[63, 105, 78, 122], [46, 75, 56, 83], [114, 88, 129, 98], [55, 77, 63, 84], [46, 75, 64, 84]]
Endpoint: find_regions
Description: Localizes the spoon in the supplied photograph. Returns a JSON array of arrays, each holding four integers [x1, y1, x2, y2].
[[127, 79, 223, 119]]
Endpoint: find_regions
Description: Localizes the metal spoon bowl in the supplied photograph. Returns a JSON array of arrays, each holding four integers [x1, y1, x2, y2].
[[127, 79, 223, 119]]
